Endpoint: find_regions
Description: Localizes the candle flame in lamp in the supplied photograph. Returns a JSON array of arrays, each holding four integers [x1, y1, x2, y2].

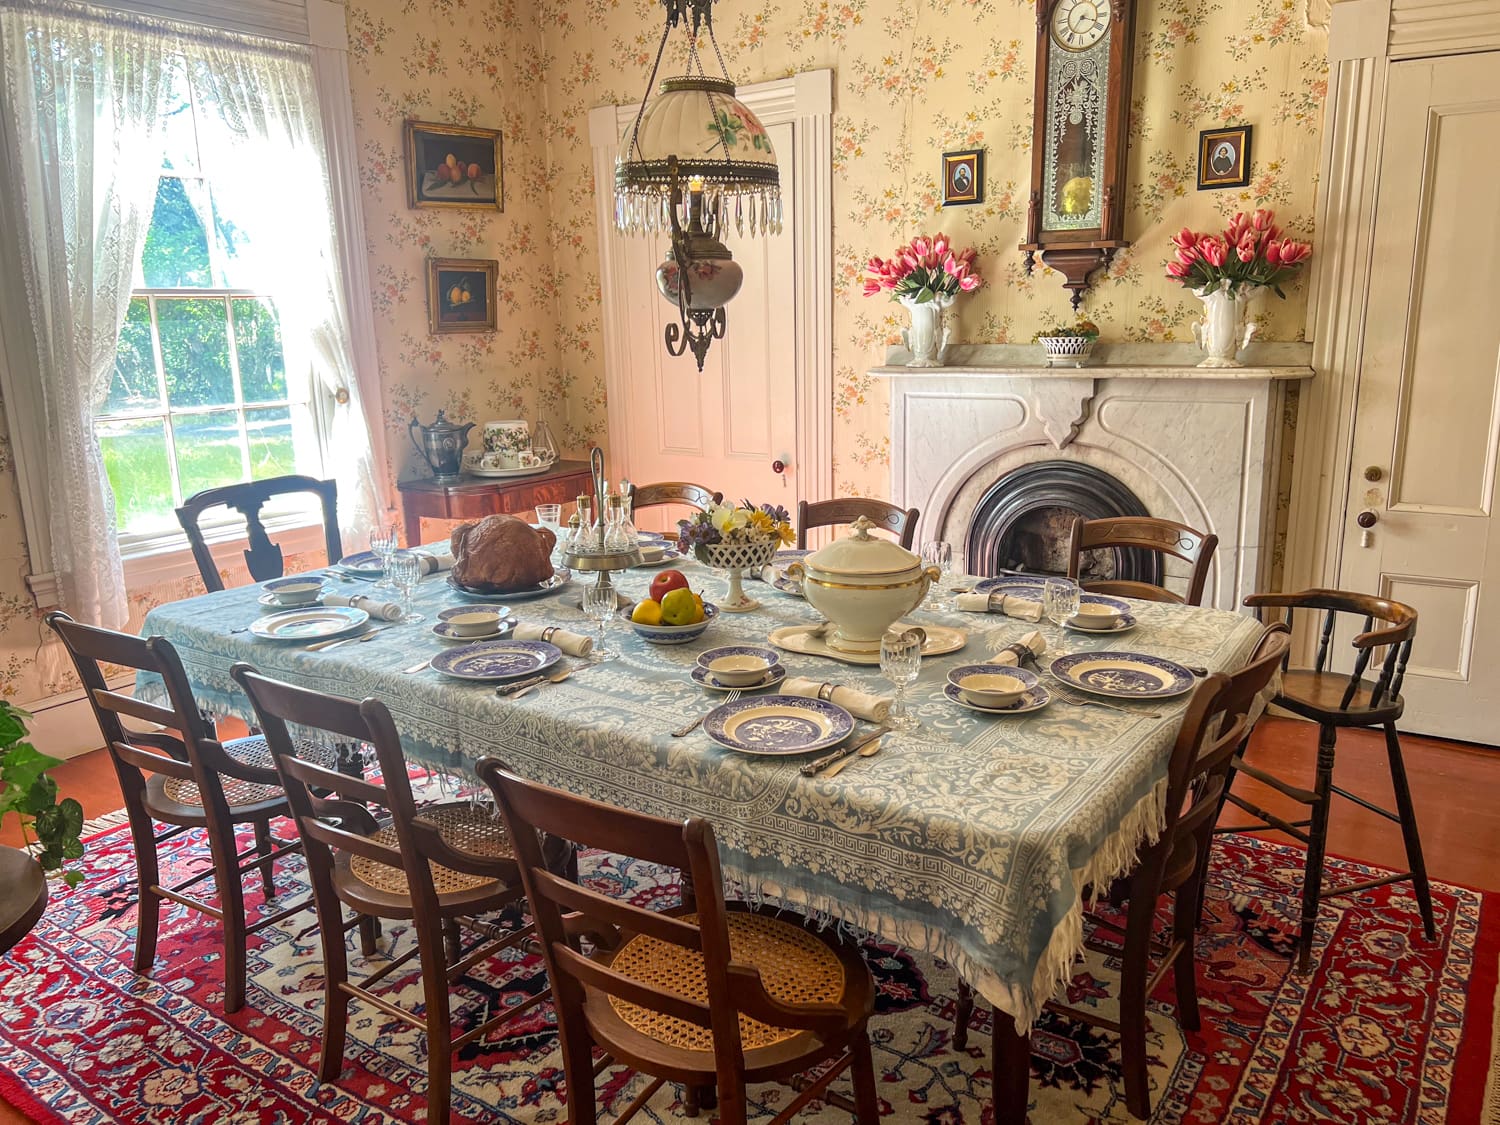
[[687, 175, 705, 194]]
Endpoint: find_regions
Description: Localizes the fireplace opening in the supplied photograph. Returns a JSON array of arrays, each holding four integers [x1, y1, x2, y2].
[[965, 461, 1163, 584]]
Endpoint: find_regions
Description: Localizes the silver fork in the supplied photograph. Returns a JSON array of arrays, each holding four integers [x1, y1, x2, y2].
[[1048, 679, 1163, 719], [402, 657, 433, 674], [673, 690, 740, 737]]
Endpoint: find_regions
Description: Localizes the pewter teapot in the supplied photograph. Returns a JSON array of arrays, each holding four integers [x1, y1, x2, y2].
[[408, 409, 475, 483]]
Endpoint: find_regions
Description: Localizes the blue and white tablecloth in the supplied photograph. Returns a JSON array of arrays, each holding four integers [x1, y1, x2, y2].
[[138, 553, 1263, 1026]]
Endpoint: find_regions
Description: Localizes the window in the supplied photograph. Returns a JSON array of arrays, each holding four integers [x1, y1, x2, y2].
[[97, 82, 325, 542]]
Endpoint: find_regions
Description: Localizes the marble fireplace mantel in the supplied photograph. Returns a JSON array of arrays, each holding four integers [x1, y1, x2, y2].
[[872, 342, 1315, 610]]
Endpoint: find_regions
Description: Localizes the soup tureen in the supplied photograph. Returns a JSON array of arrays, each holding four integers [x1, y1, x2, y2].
[[786, 517, 939, 654]]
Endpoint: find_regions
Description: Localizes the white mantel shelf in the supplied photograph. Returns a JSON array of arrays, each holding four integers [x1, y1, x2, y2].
[[870, 340, 1315, 380]]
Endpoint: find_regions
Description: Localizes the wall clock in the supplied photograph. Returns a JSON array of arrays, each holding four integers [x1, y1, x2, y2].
[[1021, 0, 1137, 309]]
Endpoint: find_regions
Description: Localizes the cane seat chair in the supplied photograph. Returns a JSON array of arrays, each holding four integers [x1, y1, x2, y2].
[[176, 475, 342, 592], [1066, 516, 1218, 606], [796, 498, 920, 550], [232, 665, 546, 1123], [1217, 590, 1434, 973], [479, 759, 880, 1125], [46, 611, 320, 1013], [952, 626, 1289, 1120]]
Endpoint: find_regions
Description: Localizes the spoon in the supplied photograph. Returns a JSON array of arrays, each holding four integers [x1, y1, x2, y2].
[[511, 666, 579, 699]]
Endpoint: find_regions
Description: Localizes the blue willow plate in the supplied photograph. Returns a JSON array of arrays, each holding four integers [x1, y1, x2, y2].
[[430, 619, 516, 642], [696, 645, 781, 671], [445, 570, 571, 602], [943, 682, 1051, 715], [632, 548, 684, 569], [1049, 652, 1195, 700], [973, 575, 1050, 599], [703, 695, 855, 756], [437, 604, 514, 622], [430, 640, 562, 681], [1063, 613, 1138, 635], [690, 664, 787, 693], [248, 606, 369, 641], [337, 551, 385, 576]]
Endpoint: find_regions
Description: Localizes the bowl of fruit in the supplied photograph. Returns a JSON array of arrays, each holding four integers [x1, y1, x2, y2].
[[622, 569, 717, 644]]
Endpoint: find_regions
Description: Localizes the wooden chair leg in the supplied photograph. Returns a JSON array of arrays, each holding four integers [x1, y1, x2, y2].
[[1171, 880, 1202, 1032], [682, 1086, 702, 1117], [558, 1023, 599, 1125], [1383, 722, 1437, 941], [442, 918, 462, 965], [128, 813, 162, 977], [358, 914, 380, 957], [252, 820, 276, 898], [317, 900, 351, 1082], [849, 1028, 880, 1125], [1119, 921, 1152, 1120], [1298, 724, 1338, 975], [992, 1008, 1031, 1124], [213, 824, 249, 1015], [953, 979, 975, 1050]]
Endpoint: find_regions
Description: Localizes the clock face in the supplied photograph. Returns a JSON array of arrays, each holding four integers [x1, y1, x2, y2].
[[1050, 0, 1112, 52]]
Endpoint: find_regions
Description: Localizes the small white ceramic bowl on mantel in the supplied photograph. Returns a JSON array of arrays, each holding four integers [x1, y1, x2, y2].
[[1038, 336, 1096, 367]]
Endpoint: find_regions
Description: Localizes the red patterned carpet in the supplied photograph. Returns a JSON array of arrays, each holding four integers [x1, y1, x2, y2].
[[1, 812, 1496, 1124]]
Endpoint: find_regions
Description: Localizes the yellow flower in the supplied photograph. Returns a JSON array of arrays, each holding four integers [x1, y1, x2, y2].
[[747, 509, 777, 535]]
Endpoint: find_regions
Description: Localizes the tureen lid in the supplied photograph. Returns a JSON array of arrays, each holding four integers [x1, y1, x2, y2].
[[805, 516, 921, 577]]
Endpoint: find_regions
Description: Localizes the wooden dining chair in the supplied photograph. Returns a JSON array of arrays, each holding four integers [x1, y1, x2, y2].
[[478, 758, 880, 1125], [1216, 589, 1434, 973], [627, 481, 723, 515], [46, 611, 318, 1013], [232, 665, 547, 1124], [1066, 516, 1218, 606], [797, 498, 919, 549], [952, 625, 1289, 1121], [176, 475, 342, 592]]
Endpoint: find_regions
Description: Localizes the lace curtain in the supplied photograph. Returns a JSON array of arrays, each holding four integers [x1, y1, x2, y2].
[[0, 6, 173, 627]]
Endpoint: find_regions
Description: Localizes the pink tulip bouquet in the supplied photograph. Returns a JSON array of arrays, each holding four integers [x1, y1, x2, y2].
[[863, 234, 982, 304], [1164, 209, 1312, 298]]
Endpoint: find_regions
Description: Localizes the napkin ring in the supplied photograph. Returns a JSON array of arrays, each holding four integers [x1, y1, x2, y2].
[[542, 626, 558, 642], [817, 683, 834, 701]]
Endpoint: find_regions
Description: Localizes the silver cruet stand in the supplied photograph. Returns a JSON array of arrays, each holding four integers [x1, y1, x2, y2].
[[562, 446, 641, 597]]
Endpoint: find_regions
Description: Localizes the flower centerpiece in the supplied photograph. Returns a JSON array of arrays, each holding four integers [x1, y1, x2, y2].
[[678, 500, 794, 613], [1034, 319, 1101, 367], [1164, 209, 1313, 367], [863, 234, 982, 368]]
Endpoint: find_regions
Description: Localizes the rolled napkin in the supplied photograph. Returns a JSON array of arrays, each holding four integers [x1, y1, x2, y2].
[[983, 630, 1047, 667], [512, 622, 594, 658], [755, 564, 778, 583], [322, 593, 403, 621], [782, 677, 892, 723], [415, 550, 455, 575], [955, 592, 1044, 622]]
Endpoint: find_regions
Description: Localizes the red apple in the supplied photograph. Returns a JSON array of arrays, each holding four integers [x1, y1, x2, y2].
[[649, 569, 691, 604]]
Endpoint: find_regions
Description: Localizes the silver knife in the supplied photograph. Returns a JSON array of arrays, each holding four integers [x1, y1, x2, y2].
[[496, 674, 547, 697], [801, 725, 891, 777]]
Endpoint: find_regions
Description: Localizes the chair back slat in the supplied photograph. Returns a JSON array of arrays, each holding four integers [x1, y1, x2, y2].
[[530, 867, 705, 950], [1067, 516, 1218, 607], [176, 475, 341, 593], [627, 482, 723, 516], [90, 688, 180, 730], [796, 498, 920, 550]]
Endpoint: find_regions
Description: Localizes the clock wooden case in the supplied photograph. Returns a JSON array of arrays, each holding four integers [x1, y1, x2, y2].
[[1021, 0, 1137, 309]]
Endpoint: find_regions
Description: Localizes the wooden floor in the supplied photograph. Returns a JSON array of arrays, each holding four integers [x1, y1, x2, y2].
[[0, 716, 1495, 1124]]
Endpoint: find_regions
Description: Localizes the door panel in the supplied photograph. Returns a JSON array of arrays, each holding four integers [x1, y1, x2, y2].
[[615, 121, 798, 533], [1340, 53, 1500, 740]]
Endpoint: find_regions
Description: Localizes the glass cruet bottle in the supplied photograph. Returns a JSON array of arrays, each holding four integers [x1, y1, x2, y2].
[[530, 419, 558, 464]]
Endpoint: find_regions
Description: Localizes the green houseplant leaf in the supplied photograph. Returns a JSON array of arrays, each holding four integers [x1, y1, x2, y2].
[[0, 701, 85, 888]]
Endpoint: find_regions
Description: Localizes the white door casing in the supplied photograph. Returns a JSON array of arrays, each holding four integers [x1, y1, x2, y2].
[[589, 70, 833, 525], [1336, 51, 1500, 740]]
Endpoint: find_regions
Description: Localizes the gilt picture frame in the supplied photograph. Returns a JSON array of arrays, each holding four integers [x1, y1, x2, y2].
[[941, 149, 984, 207], [1197, 125, 1253, 190], [427, 258, 498, 334], [404, 120, 504, 210]]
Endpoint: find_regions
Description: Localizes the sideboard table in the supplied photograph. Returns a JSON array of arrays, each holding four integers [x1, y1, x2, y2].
[[396, 460, 592, 545]]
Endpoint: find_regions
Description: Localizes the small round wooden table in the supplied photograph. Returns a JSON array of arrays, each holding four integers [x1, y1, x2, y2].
[[0, 845, 47, 956]]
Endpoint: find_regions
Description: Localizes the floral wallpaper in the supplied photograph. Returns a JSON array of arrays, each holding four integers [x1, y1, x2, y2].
[[0, 0, 1331, 708]]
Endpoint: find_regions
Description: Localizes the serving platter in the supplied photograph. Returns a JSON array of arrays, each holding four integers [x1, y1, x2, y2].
[[462, 458, 558, 479], [703, 695, 855, 756], [430, 639, 562, 681], [943, 682, 1051, 715], [445, 570, 571, 602], [249, 606, 369, 641], [768, 623, 966, 666], [1048, 652, 1196, 700]]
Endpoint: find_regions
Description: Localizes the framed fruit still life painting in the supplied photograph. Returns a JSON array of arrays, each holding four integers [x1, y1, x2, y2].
[[404, 120, 503, 210], [427, 258, 498, 334]]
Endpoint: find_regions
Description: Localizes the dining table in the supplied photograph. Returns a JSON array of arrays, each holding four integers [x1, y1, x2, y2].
[[136, 547, 1264, 1108]]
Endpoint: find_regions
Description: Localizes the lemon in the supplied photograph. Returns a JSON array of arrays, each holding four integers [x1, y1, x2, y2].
[[631, 598, 664, 625], [660, 587, 701, 626]]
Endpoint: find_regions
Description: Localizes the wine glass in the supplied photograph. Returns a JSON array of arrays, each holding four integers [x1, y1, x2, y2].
[[369, 522, 398, 589], [1043, 577, 1081, 630], [879, 628, 923, 731], [922, 540, 954, 612], [582, 583, 616, 662], [388, 549, 424, 623]]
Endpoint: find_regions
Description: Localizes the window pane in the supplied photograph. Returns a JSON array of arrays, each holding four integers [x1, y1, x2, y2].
[[140, 176, 212, 288], [99, 417, 175, 534], [233, 298, 286, 402], [173, 410, 244, 498], [246, 406, 296, 478], [157, 297, 233, 408], [105, 297, 160, 414]]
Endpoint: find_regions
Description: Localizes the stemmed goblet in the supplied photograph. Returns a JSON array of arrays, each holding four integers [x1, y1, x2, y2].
[[880, 628, 923, 731], [369, 523, 398, 589], [582, 584, 617, 662], [922, 540, 954, 612], [388, 549, 424, 624]]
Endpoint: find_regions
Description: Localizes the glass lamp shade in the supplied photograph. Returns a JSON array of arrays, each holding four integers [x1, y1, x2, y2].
[[616, 75, 782, 238], [656, 253, 744, 311]]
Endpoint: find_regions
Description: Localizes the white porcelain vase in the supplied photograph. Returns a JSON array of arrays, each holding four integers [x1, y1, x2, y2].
[[703, 537, 779, 613], [900, 294, 953, 368], [1191, 281, 1261, 368]]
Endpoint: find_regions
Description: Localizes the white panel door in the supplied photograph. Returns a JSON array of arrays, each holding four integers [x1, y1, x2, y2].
[[1339, 52, 1500, 740], [614, 122, 798, 534]]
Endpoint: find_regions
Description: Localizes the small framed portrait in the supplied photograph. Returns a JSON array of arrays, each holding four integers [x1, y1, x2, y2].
[[404, 120, 504, 210], [1197, 125, 1253, 190], [426, 258, 498, 334], [942, 149, 984, 207]]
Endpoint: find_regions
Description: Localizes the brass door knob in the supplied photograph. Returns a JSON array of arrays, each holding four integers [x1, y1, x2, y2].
[[1356, 510, 1379, 528], [1363, 466, 1384, 482]]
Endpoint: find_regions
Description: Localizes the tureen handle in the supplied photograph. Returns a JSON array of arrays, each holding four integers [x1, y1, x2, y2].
[[848, 515, 876, 539]]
